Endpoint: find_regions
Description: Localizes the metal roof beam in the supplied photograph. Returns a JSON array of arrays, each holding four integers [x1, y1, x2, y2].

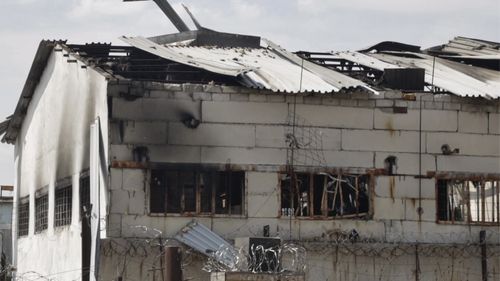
[[124, 0, 191, 32]]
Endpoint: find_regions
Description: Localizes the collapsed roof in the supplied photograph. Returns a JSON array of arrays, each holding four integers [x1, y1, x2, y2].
[[1, 0, 499, 143]]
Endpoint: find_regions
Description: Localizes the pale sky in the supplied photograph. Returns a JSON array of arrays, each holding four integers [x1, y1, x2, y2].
[[0, 0, 498, 185]]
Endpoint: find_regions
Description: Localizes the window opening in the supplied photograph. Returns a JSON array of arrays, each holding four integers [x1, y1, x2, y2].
[[80, 176, 91, 219], [150, 168, 245, 216], [55, 185, 72, 227], [35, 195, 48, 233], [281, 172, 370, 219], [18, 199, 30, 237], [437, 179, 500, 224]]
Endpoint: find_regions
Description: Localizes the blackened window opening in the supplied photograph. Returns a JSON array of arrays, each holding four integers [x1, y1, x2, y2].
[[80, 176, 91, 220], [18, 199, 30, 237], [437, 179, 500, 224], [35, 195, 48, 233], [55, 185, 73, 227], [281, 173, 370, 218], [150, 169, 245, 215]]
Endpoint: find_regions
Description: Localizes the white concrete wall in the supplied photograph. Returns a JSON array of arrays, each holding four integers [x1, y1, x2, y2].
[[101, 83, 500, 280], [14, 48, 109, 280]]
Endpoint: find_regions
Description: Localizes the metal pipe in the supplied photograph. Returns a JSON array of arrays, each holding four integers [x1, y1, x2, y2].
[[165, 247, 183, 281], [480, 230, 488, 281], [152, 0, 190, 32]]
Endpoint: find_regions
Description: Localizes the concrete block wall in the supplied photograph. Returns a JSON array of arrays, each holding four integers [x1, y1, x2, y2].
[[103, 82, 500, 280], [107, 82, 500, 235]]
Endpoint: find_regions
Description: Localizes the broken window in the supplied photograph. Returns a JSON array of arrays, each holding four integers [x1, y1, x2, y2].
[[80, 175, 91, 219], [150, 168, 245, 216], [281, 172, 370, 218], [18, 198, 29, 237], [55, 185, 72, 227], [437, 179, 500, 224], [35, 194, 48, 233]]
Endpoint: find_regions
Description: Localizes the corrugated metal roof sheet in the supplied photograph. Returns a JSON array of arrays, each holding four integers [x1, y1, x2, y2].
[[370, 52, 500, 99], [175, 221, 238, 268], [332, 51, 500, 99], [120, 36, 375, 94], [433, 37, 500, 57]]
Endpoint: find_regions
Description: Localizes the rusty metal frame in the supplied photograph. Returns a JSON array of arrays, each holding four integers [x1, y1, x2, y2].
[[278, 171, 373, 220], [147, 166, 247, 218], [435, 175, 500, 226]]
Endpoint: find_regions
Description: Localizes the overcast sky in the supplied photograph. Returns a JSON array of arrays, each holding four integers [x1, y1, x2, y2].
[[0, 0, 498, 185]]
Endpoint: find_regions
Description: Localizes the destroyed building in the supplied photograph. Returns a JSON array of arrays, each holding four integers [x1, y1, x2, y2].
[[1, 1, 499, 280]]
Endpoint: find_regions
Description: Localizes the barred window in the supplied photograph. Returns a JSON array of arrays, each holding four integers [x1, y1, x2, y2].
[[35, 195, 48, 233], [18, 199, 30, 237], [55, 185, 72, 227], [281, 173, 370, 219], [80, 176, 91, 219], [437, 179, 500, 224], [150, 169, 245, 216]]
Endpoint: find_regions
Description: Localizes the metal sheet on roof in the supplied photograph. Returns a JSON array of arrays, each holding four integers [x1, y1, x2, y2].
[[368, 52, 500, 99], [430, 37, 500, 57], [120, 36, 375, 94]]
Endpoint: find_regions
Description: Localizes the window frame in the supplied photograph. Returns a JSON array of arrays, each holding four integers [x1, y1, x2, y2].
[[54, 184, 73, 227], [18, 197, 30, 237], [148, 168, 246, 217], [279, 171, 373, 220], [35, 193, 49, 233], [436, 177, 500, 226]]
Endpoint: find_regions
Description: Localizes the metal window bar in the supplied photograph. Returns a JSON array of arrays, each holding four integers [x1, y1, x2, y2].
[[35, 195, 48, 233], [18, 200, 30, 237], [55, 185, 72, 227]]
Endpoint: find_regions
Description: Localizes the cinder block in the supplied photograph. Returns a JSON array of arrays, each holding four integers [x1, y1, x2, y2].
[[436, 155, 500, 173], [424, 101, 443, 110], [295, 105, 373, 129], [303, 96, 322, 105], [113, 97, 201, 121], [489, 113, 500, 134], [321, 97, 340, 106], [375, 176, 435, 199], [192, 92, 212, 101], [148, 145, 201, 163], [202, 101, 288, 124], [405, 199, 435, 222], [427, 132, 500, 156], [286, 95, 303, 104], [110, 190, 130, 214], [458, 111, 488, 134], [357, 100, 376, 108], [247, 172, 279, 218], [256, 125, 287, 148], [340, 99, 357, 107], [375, 109, 457, 132], [122, 169, 146, 192], [110, 145, 133, 161], [422, 110, 458, 132], [443, 102, 461, 111], [123, 121, 167, 144], [324, 151, 374, 168], [107, 214, 122, 237], [212, 93, 231, 101], [168, 122, 256, 147], [230, 93, 249, 101], [373, 197, 405, 220], [110, 168, 123, 190], [249, 94, 267, 102], [342, 130, 421, 153], [201, 147, 287, 165], [374, 152, 436, 175], [267, 95, 285, 103], [376, 100, 394, 107], [374, 108, 419, 131], [257, 126, 341, 150], [127, 190, 146, 215]]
